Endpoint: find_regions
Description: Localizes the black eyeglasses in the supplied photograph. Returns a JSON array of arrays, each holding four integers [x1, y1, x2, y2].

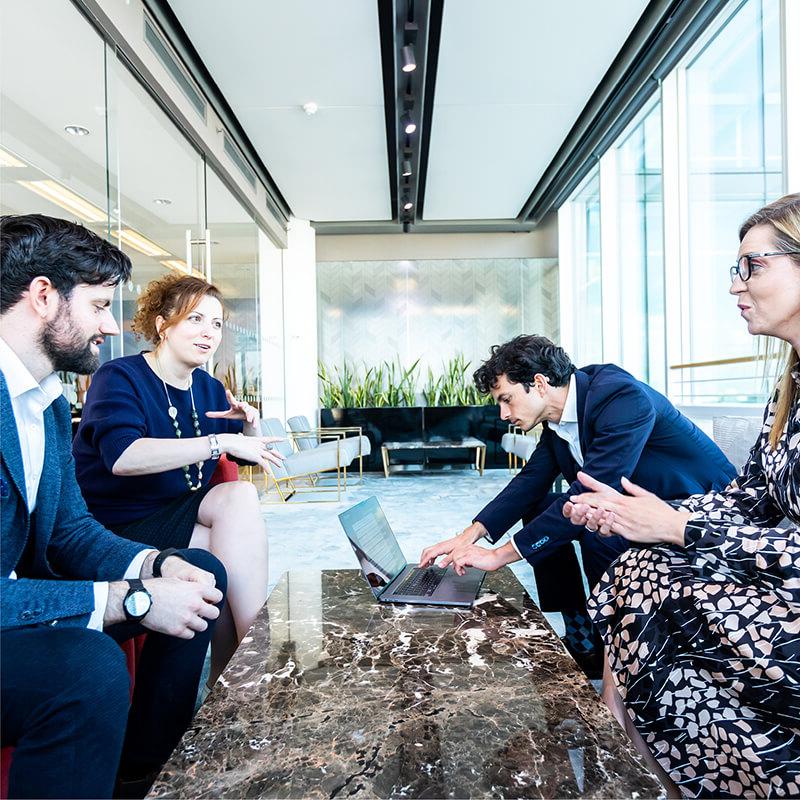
[[729, 251, 800, 283]]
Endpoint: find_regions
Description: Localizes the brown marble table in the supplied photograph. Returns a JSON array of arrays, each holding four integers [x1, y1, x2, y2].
[[149, 569, 664, 799]]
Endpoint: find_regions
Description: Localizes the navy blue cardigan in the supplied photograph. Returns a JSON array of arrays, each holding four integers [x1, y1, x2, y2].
[[475, 364, 737, 565], [73, 354, 242, 527]]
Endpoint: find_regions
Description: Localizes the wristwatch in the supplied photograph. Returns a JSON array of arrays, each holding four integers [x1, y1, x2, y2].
[[152, 547, 186, 578], [123, 579, 152, 622], [208, 432, 221, 461]]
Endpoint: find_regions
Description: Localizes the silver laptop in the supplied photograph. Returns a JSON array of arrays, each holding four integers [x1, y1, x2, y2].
[[338, 497, 485, 607]]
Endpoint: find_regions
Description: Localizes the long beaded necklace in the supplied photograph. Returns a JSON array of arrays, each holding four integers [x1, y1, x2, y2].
[[155, 353, 204, 492]]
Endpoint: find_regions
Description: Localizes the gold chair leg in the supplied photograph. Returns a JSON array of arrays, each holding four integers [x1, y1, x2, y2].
[[381, 446, 390, 478]]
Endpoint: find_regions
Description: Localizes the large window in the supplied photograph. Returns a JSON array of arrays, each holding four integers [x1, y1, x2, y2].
[[567, 169, 603, 366], [616, 102, 665, 390], [680, 0, 782, 403], [558, 0, 787, 409]]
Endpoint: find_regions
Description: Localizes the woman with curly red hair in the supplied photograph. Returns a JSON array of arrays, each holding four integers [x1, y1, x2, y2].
[[74, 274, 282, 683]]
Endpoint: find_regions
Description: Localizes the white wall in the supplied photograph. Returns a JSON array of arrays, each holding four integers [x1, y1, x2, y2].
[[282, 219, 318, 422]]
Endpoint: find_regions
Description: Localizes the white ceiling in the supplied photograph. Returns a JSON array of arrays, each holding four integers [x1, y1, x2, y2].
[[168, 0, 391, 223], [168, 0, 650, 225], [425, 0, 649, 220]]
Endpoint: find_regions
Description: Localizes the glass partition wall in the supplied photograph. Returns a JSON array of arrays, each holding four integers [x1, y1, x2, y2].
[[0, 0, 263, 411]]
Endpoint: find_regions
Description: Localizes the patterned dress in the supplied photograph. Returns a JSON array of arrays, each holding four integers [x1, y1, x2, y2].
[[589, 376, 800, 798]]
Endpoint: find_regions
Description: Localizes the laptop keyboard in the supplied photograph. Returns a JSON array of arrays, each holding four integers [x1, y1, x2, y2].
[[396, 566, 446, 596]]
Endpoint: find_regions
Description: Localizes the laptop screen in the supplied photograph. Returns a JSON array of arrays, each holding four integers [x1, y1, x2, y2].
[[338, 497, 408, 598]]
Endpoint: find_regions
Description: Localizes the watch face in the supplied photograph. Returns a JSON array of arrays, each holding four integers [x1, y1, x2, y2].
[[125, 590, 151, 618]]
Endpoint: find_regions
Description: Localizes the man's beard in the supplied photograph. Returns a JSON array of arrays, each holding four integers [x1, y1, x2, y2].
[[39, 304, 101, 375]]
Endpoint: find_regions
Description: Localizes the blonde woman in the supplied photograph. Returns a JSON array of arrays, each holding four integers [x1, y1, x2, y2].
[[74, 274, 282, 681], [564, 194, 800, 798]]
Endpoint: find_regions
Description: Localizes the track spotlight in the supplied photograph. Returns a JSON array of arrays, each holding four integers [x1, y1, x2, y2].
[[401, 44, 416, 73], [402, 159, 413, 177], [403, 197, 413, 211], [402, 113, 416, 134]]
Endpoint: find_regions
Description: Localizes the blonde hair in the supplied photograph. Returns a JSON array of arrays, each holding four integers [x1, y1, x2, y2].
[[132, 274, 225, 346], [739, 193, 800, 449]]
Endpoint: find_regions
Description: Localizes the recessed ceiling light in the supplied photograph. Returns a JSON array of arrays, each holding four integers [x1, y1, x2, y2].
[[302, 102, 319, 116], [153, 198, 172, 206], [401, 113, 416, 135], [403, 199, 413, 211], [401, 45, 416, 73], [64, 125, 90, 137]]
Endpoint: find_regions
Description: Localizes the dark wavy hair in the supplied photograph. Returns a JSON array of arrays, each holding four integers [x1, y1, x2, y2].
[[473, 335, 575, 394], [0, 214, 132, 314]]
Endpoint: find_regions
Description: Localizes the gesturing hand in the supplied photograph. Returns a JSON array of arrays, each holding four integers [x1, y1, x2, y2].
[[221, 433, 285, 469], [563, 471, 689, 546], [206, 389, 260, 427]]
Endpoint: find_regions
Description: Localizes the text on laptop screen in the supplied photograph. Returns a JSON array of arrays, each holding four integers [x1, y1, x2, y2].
[[338, 498, 407, 597]]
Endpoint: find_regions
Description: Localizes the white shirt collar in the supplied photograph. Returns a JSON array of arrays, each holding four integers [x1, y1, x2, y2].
[[0, 336, 63, 407], [555, 373, 578, 426]]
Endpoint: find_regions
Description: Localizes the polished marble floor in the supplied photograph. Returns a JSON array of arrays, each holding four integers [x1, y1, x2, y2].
[[258, 468, 571, 637]]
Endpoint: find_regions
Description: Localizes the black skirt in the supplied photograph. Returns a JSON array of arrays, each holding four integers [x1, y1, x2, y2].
[[108, 484, 214, 550]]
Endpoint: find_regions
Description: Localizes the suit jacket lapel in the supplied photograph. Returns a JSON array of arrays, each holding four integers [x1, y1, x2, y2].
[[33, 404, 59, 553], [0, 373, 28, 507]]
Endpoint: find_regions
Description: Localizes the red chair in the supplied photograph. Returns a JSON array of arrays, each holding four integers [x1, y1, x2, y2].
[[1, 457, 239, 797]]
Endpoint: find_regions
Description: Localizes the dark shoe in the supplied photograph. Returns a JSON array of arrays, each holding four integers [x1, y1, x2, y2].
[[562, 639, 603, 680]]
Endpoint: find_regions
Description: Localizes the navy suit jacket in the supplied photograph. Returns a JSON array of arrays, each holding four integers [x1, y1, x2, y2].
[[475, 364, 737, 565], [1, 372, 147, 630]]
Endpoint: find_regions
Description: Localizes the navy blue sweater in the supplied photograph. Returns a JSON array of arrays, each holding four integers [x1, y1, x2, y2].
[[73, 353, 242, 526]]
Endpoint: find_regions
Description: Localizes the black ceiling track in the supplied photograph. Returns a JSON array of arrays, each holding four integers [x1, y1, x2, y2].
[[519, 0, 729, 226], [377, 0, 399, 221], [374, 0, 440, 231]]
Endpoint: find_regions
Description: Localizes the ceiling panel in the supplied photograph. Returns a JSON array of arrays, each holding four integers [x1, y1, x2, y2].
[[168, 0, 391, 221], [424, 0, 649, 220]]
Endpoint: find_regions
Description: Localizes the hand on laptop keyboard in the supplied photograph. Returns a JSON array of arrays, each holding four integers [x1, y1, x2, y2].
[[397, 566, 445, 596]]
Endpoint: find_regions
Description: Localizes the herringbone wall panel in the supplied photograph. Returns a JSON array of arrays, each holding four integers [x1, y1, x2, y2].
[[317, 258, 559, 376]]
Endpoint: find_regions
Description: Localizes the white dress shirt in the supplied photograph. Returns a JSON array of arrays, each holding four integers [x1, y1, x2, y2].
[[508, 373, 583, 558], [548, 373, 583, 466], [0, 337, 152, 629]]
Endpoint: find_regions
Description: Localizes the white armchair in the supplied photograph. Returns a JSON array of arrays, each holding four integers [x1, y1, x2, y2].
[[500, 426, 539, 473], [286, 415, 371, 483], [260, 417, 355, 502]]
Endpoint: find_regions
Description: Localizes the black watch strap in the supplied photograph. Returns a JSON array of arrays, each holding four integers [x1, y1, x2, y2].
[[153, 547, 185, 577]]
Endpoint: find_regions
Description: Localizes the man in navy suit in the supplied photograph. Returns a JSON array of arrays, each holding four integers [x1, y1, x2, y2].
[[0, 215, 228, 798], [420, 335, 735, 676]]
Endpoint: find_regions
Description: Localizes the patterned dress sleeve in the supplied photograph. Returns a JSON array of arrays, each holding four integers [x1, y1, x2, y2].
[[678, 394, 800, 598], [678, 396, 784, 527]]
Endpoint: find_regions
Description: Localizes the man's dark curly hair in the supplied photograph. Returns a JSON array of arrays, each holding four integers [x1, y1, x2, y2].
[[0, 214, 132, 314], [473, 335, 575, 394]]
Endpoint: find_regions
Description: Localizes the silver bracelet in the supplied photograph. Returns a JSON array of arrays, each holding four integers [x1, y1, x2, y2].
[[208, 432, 221, 461]]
